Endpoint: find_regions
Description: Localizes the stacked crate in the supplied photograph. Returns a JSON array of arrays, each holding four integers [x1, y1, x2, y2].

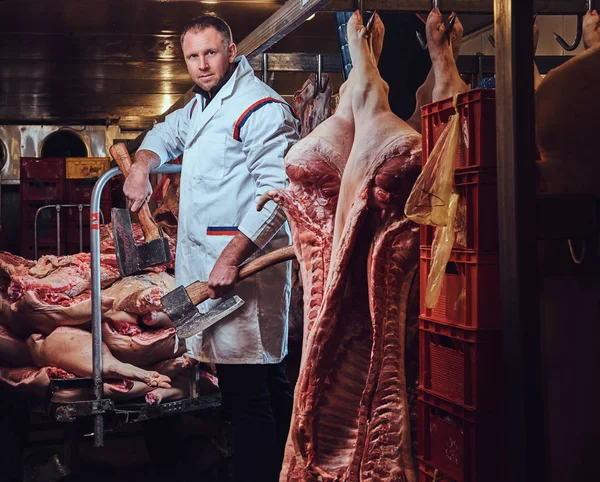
[[20, 157, 67, 258], [417, 89, 505, 482], [64, 157, 112, 255]]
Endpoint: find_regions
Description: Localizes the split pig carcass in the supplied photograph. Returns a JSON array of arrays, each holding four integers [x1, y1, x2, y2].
[[261, 12, 421, 482]]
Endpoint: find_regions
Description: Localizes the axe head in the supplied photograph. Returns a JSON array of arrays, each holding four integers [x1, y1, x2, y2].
[[111, 208, 172, 277], [162, 285, 245, 339]]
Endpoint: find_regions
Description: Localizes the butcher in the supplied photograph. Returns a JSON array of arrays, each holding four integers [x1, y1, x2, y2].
[[122, 14, 299, 482]]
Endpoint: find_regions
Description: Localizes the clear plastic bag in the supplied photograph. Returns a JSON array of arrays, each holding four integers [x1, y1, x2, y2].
[[425, 192, 459, 308], [405, 95, 462, 308], [405, 95, 461, 226]]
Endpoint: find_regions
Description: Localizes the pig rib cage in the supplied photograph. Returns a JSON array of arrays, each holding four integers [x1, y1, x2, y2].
[[32, 163, 222, 449]]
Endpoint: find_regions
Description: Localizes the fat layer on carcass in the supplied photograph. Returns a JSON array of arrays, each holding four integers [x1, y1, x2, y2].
[[273, 13, 421, 482], [102, 320, 184, 366]]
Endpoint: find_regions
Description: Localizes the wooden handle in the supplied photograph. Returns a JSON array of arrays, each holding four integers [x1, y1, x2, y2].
[[186, 245, 297, 305], [109, 143, 161, 241]]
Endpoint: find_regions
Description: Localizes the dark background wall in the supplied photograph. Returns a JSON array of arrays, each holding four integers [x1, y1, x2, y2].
[[378, 12, 431, 121]]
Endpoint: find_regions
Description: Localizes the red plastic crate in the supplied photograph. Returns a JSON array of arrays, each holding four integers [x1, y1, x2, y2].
[[20, 179, 65, 202], [419, 318, 503, 409], [420, 169, 498, 252], [64, 201, 112, 228], [22, 222, 64, 246], [417, 391, 505, 482], [420, 248, 500, 330], [21, 242, 65, 260], [66, 178, 111, 204], [66, 241, 90, 255], [421, 89, 496, 170], [20, 157, 66, 180], [21, 201, 61, 223], [65, 223, 90, 246]]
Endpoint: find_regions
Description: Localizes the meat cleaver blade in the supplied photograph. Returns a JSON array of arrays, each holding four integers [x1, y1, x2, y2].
[[162, 245, 296, 338], [111, 207, 172, 277], [164, 286, 245, 339]]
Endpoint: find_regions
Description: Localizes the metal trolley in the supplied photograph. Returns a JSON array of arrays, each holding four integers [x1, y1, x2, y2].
[[39, 163, 221, 448]]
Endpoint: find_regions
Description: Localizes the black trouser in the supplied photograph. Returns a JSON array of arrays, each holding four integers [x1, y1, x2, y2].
[[216, 360, 293, 482]]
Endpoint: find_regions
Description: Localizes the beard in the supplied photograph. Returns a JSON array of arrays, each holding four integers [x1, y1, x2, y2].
[[196, 63, 236, 97]]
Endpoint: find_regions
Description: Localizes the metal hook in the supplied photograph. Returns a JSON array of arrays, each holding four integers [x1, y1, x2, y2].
[[554, 14, 583, 51], [416, 31, 428, 50], [414, 12, 455, 50], [262, 53, 268, 83], [415, 13, 428, 50], [445, 12, 456, 44], [314, 54, 322, 98], [365, 9, 376, 34]]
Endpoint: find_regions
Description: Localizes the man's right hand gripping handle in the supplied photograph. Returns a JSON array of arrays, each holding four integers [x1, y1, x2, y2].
[[122, 149, 161, 213]]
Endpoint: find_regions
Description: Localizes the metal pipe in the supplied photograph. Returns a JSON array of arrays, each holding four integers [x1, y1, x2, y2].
[[56, 205, 61, 256], [89, 162, 182, 448], [494, 0, 547, 481], [262, 53, 268, 83], [78, 204, 83, 253], [316, 54, 322, 96], [33, 204, 107, 259], [34, 207, 40, 260], [90, 168, 116, 447]]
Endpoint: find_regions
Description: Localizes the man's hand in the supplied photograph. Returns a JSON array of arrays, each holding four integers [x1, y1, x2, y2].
[[122, 150, 160, 213], [207, 260, 239, 299], [206, 231, 259, 299]]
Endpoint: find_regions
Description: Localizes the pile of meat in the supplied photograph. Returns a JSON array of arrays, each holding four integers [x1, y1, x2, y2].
[[0, 223, 218, 405]]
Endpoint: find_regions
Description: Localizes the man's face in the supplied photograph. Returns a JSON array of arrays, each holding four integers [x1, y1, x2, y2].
[[182, 27, 237, 92]]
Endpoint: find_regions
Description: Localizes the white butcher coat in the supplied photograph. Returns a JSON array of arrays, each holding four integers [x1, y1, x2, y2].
[[139, 56, 300, 364]]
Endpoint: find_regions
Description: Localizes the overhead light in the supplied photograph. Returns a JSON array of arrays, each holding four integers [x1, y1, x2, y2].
[[161, 95, 174, 113], [201, 1, 218, 3], [306, 13, 316, 21]]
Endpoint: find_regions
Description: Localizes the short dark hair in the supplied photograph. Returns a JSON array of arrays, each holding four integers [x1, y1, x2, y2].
[[180, 14, 233, 47]]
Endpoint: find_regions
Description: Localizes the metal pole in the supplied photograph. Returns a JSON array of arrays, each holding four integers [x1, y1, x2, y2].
[[316, 54, 322, 95], [494, 1, 547, 481], [90, 168, 118, 447], [34, 207, 41, 260], [78, 204, 83, 253], [262, 53, 268, 83], [55, 205, 61, 256]]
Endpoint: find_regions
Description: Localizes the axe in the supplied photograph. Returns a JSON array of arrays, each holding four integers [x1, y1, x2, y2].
[[162, 245, 296, 338], [109, 143, 172, 276]]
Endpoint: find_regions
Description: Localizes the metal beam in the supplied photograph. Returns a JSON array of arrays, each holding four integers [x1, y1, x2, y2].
[[494, 1, 547, 482], [236, 0, 332, 57], [129, 0, 331, 152], [326, 0, 585, 13], [248, 52, 342, 72]]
